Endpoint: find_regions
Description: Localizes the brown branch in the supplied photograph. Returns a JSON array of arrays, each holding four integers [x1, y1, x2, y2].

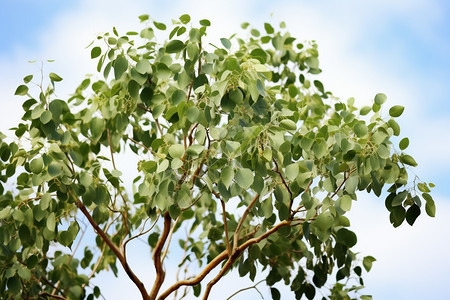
[[233, 194, 259, 252], [203, 220, 292, 299], [123, 215, 159, 251], [39, 292, 68, 300], [75, 199, 150, 300], [226, 279, 265, 300], [161, 215, 181, 264], [220, 198, 232, 257], [126, 135, 156, 155], [157, 250, 228, 300], [158, 219, 298, 300], [272, 159, 294, 213], [149, 212, 172, 299], [330, 168, 357, 199], [187, 79, 194, 102], [137, 103, 163, 136]]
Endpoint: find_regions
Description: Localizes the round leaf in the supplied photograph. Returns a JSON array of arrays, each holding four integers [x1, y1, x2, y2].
[[166, 40, 185, 53], [374, 93, 387, 105], [235, 168, 254, 190], [168, 144, 185, 158]]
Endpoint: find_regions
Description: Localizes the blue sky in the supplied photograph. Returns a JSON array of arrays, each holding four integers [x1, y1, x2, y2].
[[1, 0, 449, 299]]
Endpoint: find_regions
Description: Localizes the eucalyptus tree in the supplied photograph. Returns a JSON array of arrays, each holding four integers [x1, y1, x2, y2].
[[0, 14, 435, 300]]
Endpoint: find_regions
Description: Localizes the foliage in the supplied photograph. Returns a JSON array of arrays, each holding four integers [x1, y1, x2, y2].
[[0, 14, 435, 300]]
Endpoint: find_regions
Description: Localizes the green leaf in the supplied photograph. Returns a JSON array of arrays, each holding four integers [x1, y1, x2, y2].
[[264, 23, 274, 34], [49, 72, 63, 82], [406, 204, 421, 225], [221, 166, 234, 189], [7, 277, 21, 294], [199, 19, 211, 26], [114, 55, 128, 80], [336, 228, 357, 247], [280, 119, 296, 130], [338, 195, 352, 211], [136, 59, 151, 74], [354, 122, 368, 137], [179, 14, 191, 24], [360, 106, 371, 115], [220, 38, 231, 50], [48, 161, 62, 177], [171, 89, 185, 105], [235, 168, 254, 190], [388, 119, 400, 136], [186, 144, 204, 157], [285, 163, 299, 181], [46, 212, 56, 232], [23, 74, 33, 83], [166, 40, 185, 53], [17, 265, 31, 280], [389, 105, 405, 117], [425, 201, 436, 217], [401, 154, 418, 167], [15, 85, 29, 96], [314, 211, 334, 232], [40, 110, 52, 124], [399, 137, 409, 150], [30, 157, 44, 174], [91, 46, 101, 59], [168, 144, 184, 158], [374, 93, 387, 105], [153, 21, 167, 30], [271, 288, 281, 300], [363, 256, 376, 272], [305, 56, 319, 69]]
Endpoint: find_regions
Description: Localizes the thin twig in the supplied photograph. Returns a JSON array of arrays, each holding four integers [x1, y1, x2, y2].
[[330, 168, 357, 199], [226, 279, 266, 300], [161, 215, 181, 264], [233, 194, 260, 252], [123, 215, 159, 250], [220, 198, 232, 257], [126, 135, 156, 155], [272, 159, 294, 213], [107, 128, 116, 170], [39, 292, 67, 300], [75, 197, 150, 300]]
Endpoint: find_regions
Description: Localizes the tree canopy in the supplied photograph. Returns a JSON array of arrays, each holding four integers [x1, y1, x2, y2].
[[0, 14, 435, 300]]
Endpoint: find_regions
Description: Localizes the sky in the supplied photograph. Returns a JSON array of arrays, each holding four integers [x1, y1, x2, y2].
[[1, 0, 450, 299]]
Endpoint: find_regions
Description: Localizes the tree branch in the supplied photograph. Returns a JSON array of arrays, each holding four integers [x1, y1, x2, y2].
[[161, 215, 181, 264], [233, 194, 259, 252], [272, 159, 294, 213], [220, 198, 232, 257], [226, 279, 265, 299], [158, 219, 299, 300], [330, 168, 357, 199], [39, 292, 68, 300], [149, 212, 172, 299], [203, 220, 293, 299], [75, 199, 150, 300]]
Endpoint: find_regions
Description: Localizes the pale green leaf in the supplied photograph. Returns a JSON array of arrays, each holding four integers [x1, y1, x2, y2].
[[235, 168, 254, 190]]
